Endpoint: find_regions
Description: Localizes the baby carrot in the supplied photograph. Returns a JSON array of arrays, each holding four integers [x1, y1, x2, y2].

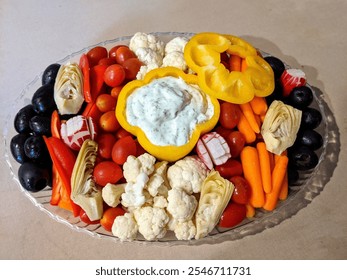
[[246, 204, 255, 218], [241, 58, 248, 72], [279, 171, 288, 200], [240, 146, 265, 208], [256, 142, 272, 194], [237, 110, 256, 143], [263, 154, 289, 211], [239, 103, 260, 133], [229, 55, 242, 71], [250, 96, 268, 115]]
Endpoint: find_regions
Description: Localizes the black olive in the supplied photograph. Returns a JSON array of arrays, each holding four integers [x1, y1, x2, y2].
[[288, 86, 313, 110], [18, 162, 51, 192], [301, 107, 322, 129], [14, 104, 37, 133], [31, 84, 57, 115], [23, 135, 50, 164], [42, 63, 61, 86], [266, 80, 284, 105], [29, 115, 51, 136], [287, 167, 299, 185], [289, 145, 319, 170], [10, 133, 31, 164], [264, 56, 285, 80], [296, 129, 323, 150]]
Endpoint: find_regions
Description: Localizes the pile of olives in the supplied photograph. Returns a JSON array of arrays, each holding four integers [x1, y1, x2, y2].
[[10, 64, 61, 192], [265, 56, 323, 185]]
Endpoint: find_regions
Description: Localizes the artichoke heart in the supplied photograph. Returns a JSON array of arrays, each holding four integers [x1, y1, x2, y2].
[[54, 62, 84, 115], [71, 139, 103, 221], [195, 170, 234, 239], [261, 100, 302, 155]]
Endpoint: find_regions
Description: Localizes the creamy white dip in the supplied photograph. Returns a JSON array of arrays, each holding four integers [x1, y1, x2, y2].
[[126, 76, 214, 146]]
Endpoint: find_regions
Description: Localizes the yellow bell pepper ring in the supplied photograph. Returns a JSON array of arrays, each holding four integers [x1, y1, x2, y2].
[[184, 32, 275, 104], [115, 67, 220, 162]]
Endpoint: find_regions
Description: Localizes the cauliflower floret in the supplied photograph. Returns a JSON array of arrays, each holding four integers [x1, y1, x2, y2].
[[121, 173, 149, 208], [164, 37, 188, 54], [112, 212, 138, 241], [102, 183, 125, 207], [162, 51, 187, 71], [147, 161, 170, 197], [129, 32, 165, 57], [133, 206, 169, 241], [123, 153, 156, 183], [173, 220, 196, 240], [167, 188, 197, 222], [135, 48, 163, 68], [153, 195, 168, 209], [136, 64, 158, 80], [167, 156, 208, 194]]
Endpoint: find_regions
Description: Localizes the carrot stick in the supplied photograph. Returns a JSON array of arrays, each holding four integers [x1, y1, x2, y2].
[[263, 154, 289, 211], [229, 55, 242, 71], [250, 96, 268, 115], [279, 171, 288, 200], [256, 142, 272, 194], [241, 58, 248, 72], [269, 151, 275, 172], [246, 204, 255, 218], [260, 113, 266, 123], [239, 103, 260, 133], [240, 146, 265, 208], [254, 114, 261, 128], [237, 110, 256, 143]]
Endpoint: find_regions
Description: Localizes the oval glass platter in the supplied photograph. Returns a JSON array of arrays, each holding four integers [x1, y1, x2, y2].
[[3, 32, 340, 246]]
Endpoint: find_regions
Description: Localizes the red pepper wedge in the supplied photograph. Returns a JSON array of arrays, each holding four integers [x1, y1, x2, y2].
[[50, 164, 62, 206], [90, 64, 108, 102], [43, 136, 80, 216], [80, 53, 92, 103]]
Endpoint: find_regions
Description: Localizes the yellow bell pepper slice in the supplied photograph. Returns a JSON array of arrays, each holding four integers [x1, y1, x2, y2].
[[115, 67, 220, 162], [184, 32, 275, 104]]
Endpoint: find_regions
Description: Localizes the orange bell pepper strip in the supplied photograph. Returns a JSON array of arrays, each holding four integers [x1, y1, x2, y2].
[[50, 110, 61, 138], [43, 136, 80, 216]]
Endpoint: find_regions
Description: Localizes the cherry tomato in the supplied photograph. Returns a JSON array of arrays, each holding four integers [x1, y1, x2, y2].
[[109, 45, 128, 58], [98, 57, 117, 66], [79, 208, 100, 224], [219, 102, 241, 129], [226, 131, 246, 158], [135, 141, 146, 156], [122, 57, 143, 80], [87, 46, 108, 67], [93, 160, 123, 187], [99, 111, 120, 132], [104, 64, 125, 87], [112, 135, 137, 165], [219, 202, 246, 228], [215, 158, 243, 178], [214, 125, 232, 140], [97, 133, 117, 159], [96, 93, 117, 113], [229, 176, 251, 204], [115, 46, 136, 65], [110, 85, 123, 99], [115, 127, 132, 139], [100, 206, 126, 232]]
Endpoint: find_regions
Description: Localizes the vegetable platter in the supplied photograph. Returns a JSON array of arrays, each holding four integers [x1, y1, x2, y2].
[[3, 32, 333, 245]]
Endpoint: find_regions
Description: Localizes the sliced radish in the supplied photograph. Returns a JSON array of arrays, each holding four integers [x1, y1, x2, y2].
[[196, 139, 214, 170], [280, 69, 306, 97], [60, 115, 98, 150]]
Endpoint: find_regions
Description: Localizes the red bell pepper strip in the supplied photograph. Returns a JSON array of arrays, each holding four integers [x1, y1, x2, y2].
[[80, 53, 92, 103], [82, 101, 103, 122], [50, 110, 61, 139], [90, 64, 108, 102], [43, 136, 81, 216], [50, 164, 61, 206]]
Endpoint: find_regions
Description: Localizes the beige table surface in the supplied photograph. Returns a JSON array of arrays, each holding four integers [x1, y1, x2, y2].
[[1, 0, 346, 260]]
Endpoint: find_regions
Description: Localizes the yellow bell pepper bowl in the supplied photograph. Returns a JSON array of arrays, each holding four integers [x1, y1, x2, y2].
[[115, 67, 220, 162]]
